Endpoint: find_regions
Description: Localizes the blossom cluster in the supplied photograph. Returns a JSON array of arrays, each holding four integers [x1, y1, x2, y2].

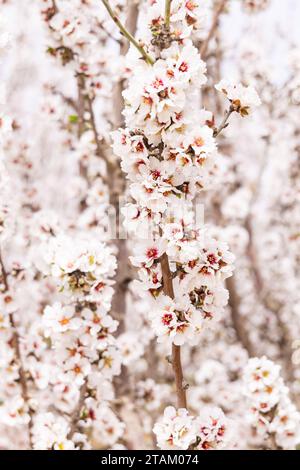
[[42, 0, 124, 95], [243, 357, 300, 450], [153, 405, 234, 450], [112, 0, 235, 348], [144, 0, 211, 43], [215, 79, 261, 117], [40, 235, 116, 302]]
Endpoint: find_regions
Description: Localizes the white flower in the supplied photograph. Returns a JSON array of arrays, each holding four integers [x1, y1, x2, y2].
[[130, 239, 167, 268], [82, 400, 125, 447], [63, 355, 92, 386], [32, 413, 75, 450], [153, 406, 197, 450], [243, 356, 283, 413], [81, 307, 118, 336], [182, 125, 217, 158], [215, 79, 261, 116], [43, 302, 81, 337], [0, 396, 30, 427], [161, 42, 207, 86], [151, 295, 181, 342], [243, 357, 300, 447], [41, 234, 116, 298], [269, 398, 300, 450], [98, 345, 122, 379], [194, 407, 234, 450]]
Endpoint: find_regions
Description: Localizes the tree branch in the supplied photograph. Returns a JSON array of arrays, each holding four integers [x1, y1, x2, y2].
[[99, 21, 122, 45], [160, 252, 187, 409], [226, 276, 255, 356], [200, 0, 227, 59], [101, 0, 155, 65], [86, 94, 116, 177], [213, 106, 234, 137], [77, 73, 86, 139], [51, 0, 58, 14], [165, 0, 172, 28]]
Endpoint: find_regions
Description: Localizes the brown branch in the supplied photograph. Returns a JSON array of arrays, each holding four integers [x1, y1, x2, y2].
[[58, 92, 78, 112], [51, 0, 58, 14], [0, 250, 34, 448], [160, 252, 187, 409], [76, 74, 89, 180], [0, 250, 9, 292], [86, 96, 103, 158], [77, 74, 86, 139], [244, 216, 264, 293], [99, 22, 122, 45], [86, 94, 116, 178], [111, 1, 138, 334], [165, 0, 172, 28], [226, 276, 255, 356], [200, 0, 227, 59], [67, 381, 88, 440], [213, 106, 234, 137], [113, 1, 139, 128]]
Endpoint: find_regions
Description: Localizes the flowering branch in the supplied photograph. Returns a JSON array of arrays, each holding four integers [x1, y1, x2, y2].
[[200, 0, 227, 59], [101, 0, 155, 65]]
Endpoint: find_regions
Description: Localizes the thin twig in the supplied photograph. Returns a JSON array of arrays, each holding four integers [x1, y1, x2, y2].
[[213, 106, 234, 137], [0, 250, 9, 292], [101, 0, 155, 65], [200, 0, 227, 59], [51, 0, 58, 13], [77, 74, 86, 138], [99, 22, 122, 45], [226, 276, 255, 356], [160, 252, 187, 409], [86, 94, 116, 176], [53, 90, 78, 112], [165, 0, 172, 28]]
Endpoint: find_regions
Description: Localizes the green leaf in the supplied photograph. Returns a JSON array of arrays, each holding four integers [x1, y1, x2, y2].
[[68, 114, 78, 124]]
